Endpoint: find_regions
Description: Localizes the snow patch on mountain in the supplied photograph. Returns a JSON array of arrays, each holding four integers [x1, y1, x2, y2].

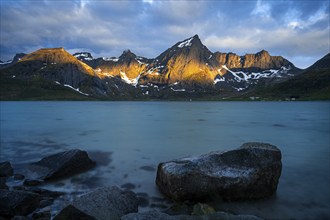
[[214, 77, 225, 84], [178, 37, 193, 48], [120, 71, 140, 87], [54, 81, 89, 96], [103, 57, 119, 62], [221, 65, 291, 82], [0, 60, 13, 65]]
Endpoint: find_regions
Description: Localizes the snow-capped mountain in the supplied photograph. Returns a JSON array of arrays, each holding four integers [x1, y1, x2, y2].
[[2, 34, 320, 100]]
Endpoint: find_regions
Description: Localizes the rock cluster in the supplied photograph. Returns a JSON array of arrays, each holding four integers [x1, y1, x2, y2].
[[0, 143, 281, 219]]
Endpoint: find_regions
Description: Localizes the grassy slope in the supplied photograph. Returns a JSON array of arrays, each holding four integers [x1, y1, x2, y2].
[[245, 69, 330, 100], [0, 75, 96, 101]]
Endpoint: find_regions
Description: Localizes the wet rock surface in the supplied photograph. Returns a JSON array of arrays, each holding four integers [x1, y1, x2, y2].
[[28, 149, 96, 181], [53, 205, 96, 220], [71, 186, 139, 220], [156, 142, 282, 201], [0, 161, 13, 177], [0, 189, 40, 218]]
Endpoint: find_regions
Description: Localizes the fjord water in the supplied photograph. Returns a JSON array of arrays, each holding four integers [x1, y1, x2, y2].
[[1, 101, 329, 219]]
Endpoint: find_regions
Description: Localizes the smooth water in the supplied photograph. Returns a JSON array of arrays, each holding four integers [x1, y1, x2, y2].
[[0, 101, 329, 219]]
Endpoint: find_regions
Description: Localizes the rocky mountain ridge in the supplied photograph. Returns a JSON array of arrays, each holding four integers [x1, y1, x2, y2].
[[1, 35, 328, 100]]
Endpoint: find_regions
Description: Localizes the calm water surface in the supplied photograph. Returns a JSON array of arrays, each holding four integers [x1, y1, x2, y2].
[[0, 101, 329, 219]]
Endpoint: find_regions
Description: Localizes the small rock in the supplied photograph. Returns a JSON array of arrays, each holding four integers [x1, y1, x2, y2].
[[0, 177, 8, 189], [29, 187, 64, 198], [0, 161, 13, 177], [39, 199, 54, 208], [165, 203, 192, 215], [192, 203, 215, 215], [53, 205, 96, 220], [10, 216, 30, 220], [14, 174, 25, 180], [32, 210, 51, 220], [121, 183, 136, 190], [28, 149, 96, 181], [137, 196, 149, 207], [23, 179, 44, 186], [121, 210, 177, 220], [72, 186, 138, 220], [0, 189, 40, 218]]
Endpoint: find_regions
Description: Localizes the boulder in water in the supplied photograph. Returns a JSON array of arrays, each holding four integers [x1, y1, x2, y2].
[[28, 149, 95, 181], [156, 142, 282, 201]]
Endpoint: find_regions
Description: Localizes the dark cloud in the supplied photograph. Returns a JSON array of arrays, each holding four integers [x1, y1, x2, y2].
[[0, 0, 329, 68]]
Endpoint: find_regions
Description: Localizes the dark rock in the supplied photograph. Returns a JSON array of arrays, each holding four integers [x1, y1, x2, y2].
[[72, 186, 138, 220], [28, 149, 96, 181], [32, 209, 51, 220], [0, 189, 40, 217], [121, 183, 136, 190], [188, 212, 263, 220], [54, 205, 96, 220], [192, 203, 215, 215], [28, 187, 64, 198], [11, 216, 30, 220], [165, 203, 192, 215], [14, 174, 25, 180], [0, 177, 8, 189], [156, 142, 282, 201], [137, 196, 149, 207], [23, 179, 44, 186], [39, 199, 54, 208], [121, 210, 178, 220], [0, 161, 13, 177]]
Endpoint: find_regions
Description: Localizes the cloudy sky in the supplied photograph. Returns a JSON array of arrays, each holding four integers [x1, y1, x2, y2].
[[1, 0, 329, 68]]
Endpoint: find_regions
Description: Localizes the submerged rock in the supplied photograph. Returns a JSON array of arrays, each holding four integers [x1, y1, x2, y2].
[[156, 142, 282, 201], [0, 189, 40, 217], [0, 161, 13, 177], [28, 149, 95, 181], [54, 205, 96, 220], [72, 186, 139, 220]]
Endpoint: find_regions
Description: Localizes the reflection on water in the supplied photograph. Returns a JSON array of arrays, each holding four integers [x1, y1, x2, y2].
[[0, 101, 329, 219]]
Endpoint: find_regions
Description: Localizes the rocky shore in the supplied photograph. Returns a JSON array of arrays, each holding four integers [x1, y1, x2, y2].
[[0, 143, 282, 220]]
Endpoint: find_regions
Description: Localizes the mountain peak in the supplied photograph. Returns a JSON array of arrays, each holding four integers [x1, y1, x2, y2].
[[119, 49, 136, 60], [256, 50, 270, 57], [177, 34, 203, 48]]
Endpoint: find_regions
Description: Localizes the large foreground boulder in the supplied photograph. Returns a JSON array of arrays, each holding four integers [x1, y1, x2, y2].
[[28, 149, 95, 181], [71, 186, 139, 220], [0, 161, 13, 177], [0, 189, 40, 217], [156, 142, 282, 201]]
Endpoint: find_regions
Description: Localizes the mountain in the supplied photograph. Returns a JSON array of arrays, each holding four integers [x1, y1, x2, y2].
[[144, 35, 214, 86], [306, 53, 330, 71], [0, 53, 26, 68], [0, 48, 146, 100], [1, 35, 327, 100], [246, 53, 330, 100]]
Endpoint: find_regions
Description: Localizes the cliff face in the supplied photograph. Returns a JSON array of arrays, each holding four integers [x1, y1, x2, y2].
[[212, 50, 293, 75], [94, 50, 148, 81]]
